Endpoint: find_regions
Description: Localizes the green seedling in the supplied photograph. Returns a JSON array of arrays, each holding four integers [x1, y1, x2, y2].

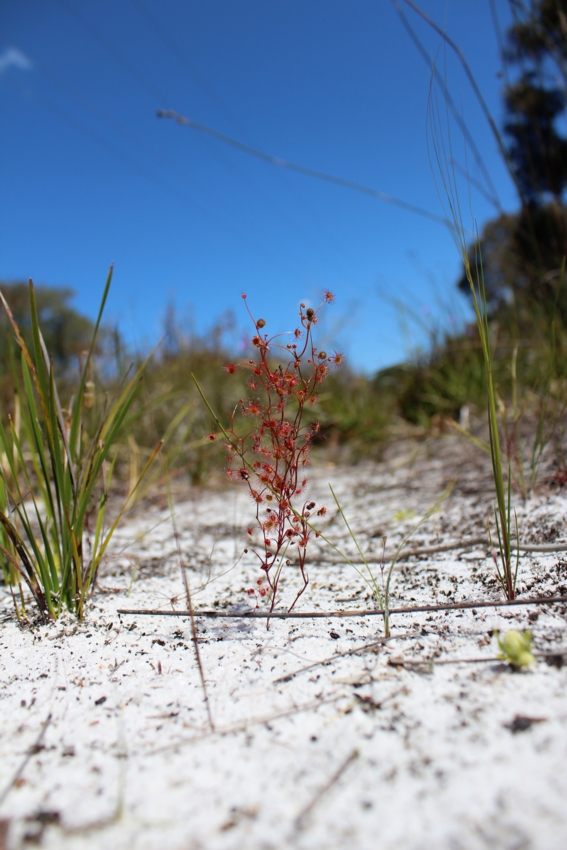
[[331, 481, 454, 637], [392, 508, 417, 523], [496, 629, 535, 669]]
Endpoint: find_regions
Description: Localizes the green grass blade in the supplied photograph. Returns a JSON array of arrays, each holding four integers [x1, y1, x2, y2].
[[329, 484, 383, 608], [69, 265, 114, 455]]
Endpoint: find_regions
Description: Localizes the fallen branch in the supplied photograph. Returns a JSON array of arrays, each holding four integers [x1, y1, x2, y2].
[[118, 594, 567, 620]]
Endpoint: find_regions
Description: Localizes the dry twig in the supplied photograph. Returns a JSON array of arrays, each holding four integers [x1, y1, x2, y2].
[[0, 713, 52, 808], [118, 594, 567, 620], [294, 749, 359, 831], [273, 633, 414, 684], [146, 692, 346, 756]]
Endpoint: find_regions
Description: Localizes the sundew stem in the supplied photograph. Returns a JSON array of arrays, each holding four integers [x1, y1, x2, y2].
[[194, 293, 341, 618]]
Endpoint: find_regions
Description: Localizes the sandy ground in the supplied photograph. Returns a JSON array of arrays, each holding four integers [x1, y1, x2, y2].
[[1, 437, 567, 850]]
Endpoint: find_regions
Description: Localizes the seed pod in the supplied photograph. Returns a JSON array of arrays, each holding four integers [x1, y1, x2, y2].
[[83, 381, 95, 410], [496, 630, 535, 668]]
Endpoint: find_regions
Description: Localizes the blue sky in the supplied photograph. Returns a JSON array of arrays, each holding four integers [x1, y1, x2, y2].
[[1, 1, 518, 372]]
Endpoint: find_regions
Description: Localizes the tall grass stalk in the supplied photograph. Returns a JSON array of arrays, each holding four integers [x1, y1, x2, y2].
[[0, 270, 161, 620], [427, 79, 518, 600], [328, 484, 384, 608]]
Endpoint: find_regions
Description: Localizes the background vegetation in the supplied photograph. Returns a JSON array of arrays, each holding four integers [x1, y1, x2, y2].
[[1, 0, 566, 489]]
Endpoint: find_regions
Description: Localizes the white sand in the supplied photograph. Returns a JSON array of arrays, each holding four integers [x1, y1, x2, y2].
[[1, 440, 567, 850]]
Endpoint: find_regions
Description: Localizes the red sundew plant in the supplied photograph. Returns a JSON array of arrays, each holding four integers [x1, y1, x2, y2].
[[199, 291, 341, 615]]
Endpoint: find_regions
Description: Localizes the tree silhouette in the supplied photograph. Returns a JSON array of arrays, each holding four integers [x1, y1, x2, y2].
[[458, 0, 567, 328], [504, 0, 567, 203], [0, 282, 96, 376]]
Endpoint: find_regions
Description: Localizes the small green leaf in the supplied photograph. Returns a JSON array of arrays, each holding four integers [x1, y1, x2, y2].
[[496, 629, 535, 668]]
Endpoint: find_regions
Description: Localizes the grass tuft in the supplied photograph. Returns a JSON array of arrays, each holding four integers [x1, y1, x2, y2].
[[0, 269, 160, 620]]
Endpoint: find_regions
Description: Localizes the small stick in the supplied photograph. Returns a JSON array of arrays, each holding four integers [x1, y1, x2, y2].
[[309, 538, 567, 565], [146, 692, 345, 756], [0, 712, 52, 808], [390, 649, 567, 669], [391, 656, 498, 669], [170, 504, 215, 733], [273, 634, 413, 684], [397, 538, 567, 556], [117, 594, 567, 619], [294, 749, 359, 831]]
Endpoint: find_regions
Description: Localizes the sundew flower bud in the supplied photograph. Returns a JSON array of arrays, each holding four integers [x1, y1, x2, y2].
[[256, 318, 266, 328]]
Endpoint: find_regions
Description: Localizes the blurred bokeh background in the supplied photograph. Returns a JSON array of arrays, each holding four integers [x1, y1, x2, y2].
[[1, 1, 518, 371]]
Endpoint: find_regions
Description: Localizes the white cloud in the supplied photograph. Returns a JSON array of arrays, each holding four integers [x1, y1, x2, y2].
[[0, 47, 33, 74]]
